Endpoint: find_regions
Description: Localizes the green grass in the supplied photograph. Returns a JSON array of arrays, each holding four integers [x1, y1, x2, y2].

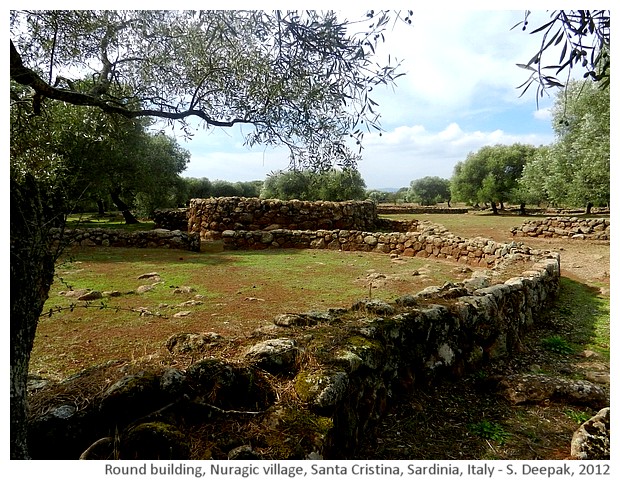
[[66, 213, 155, 231], [547, 277, 610, 360], [468, 419, 511, 445], [35, 245, 472, 377], [540, 335, 575, 355]]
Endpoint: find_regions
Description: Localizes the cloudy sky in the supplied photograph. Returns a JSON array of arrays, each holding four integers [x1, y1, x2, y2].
[[174, 8, 570, 189]]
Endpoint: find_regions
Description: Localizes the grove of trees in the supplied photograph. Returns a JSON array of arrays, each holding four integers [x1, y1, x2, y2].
[[450, 144, 539, 214], [450, 79, 609, 215], [518, 80, 610, 213], [260, 168, 367, 201]]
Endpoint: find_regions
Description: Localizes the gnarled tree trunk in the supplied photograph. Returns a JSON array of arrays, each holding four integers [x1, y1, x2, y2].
[[10, 175, 63, 459], [110, 188, 139, 224]]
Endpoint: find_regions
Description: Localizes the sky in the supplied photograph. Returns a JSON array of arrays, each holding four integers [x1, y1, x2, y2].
[[176, 9, 565, 190]]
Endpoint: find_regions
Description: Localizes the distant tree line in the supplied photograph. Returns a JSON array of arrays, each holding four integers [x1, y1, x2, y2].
[[63, 80, 607, 218]]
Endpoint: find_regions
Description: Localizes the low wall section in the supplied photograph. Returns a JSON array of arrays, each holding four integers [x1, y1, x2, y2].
[[377, 204, 469, 215], [50, 227, 201, 251], [222, 222, 530, 268], [511, 216, 610, 240]]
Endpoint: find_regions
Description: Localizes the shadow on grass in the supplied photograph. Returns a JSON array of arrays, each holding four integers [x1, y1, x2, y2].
[[58, 241, 307, 268], [538, 276, 610, 359]]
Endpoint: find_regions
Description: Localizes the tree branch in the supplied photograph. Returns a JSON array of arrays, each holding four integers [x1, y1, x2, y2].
[[10, 39, 253, 128]]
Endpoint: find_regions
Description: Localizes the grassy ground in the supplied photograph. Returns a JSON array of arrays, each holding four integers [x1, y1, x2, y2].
[[35, 245, 486, 378]]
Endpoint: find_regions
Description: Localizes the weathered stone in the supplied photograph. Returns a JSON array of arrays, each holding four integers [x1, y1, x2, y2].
[[138, 272, 160, 280], [228, 444, 263, 460], [77, 290, 103, 301], [120, 422, 190, 459], [59, 288, 90, 298], [165, 332, 222, 354], [245, 338, 300, 373], [136, 285, 154, 294], [295, 370, 349, 414], [351, 299, 395, 315], [497, 374, 608, 408], [571, 407, 610, 460], [100, 371, 162, 424], [159, 368, 187, 398], [173, 286, 195, 294]]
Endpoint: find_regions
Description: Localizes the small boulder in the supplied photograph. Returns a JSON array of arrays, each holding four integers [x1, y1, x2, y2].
[[571, 407, 610, 459], [228, 444, 263, 460], [496, 374, 608, 409], [351, 299, 395, 315], [138, 272, 160, 280], [294, 370, 349, 415], [245, 338, 300, 373], [77, 290, 103, 301], [120, 422, 189, 459], [165, 332, 222, 355]]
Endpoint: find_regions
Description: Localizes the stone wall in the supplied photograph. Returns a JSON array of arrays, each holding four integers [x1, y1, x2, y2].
[[50, 227, 201, 251], [377, 204, 469, 215], [153, 208, 189, 231], [188, 197, 378, 239], [511, 217, 610, 240], [221, 221, 530, 268]]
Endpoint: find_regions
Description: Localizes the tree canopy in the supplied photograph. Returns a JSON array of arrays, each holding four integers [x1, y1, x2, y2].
[[519, 79, 610, 211], [450, 144, 539, 214], [10, 10, 407, 170], [260, 168, 367, 201], [515, 10, 610, 99], [406, 176, 451, 206]]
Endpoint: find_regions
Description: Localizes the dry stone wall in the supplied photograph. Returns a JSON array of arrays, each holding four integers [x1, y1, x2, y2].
[[50, 227, 200, 251], [153, 208, 189, 231], [29, 245, 563, 459], [376, 204, 469, 215], [222, 222, 532, 268], [188, 197, 378, 239], [511, 217, 610, 240]]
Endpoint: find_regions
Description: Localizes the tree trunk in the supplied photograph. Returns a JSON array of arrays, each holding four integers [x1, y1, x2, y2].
[[110, 188, 139, 224], [490, 202, 499, 215], [10, 176, 62, 459], [97, 198, 105, 216]]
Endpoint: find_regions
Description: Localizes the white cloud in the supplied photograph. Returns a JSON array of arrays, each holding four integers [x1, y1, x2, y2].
[[533, 107, 552, 121], [369, 10, 555, 127]]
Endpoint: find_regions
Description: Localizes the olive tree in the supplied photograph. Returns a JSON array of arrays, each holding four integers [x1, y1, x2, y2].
[[406, 176, 451, 206], [451, 144, 538, 214], [515, 10, 610, 99], [519, 80, 609, 211], [10, 9, 409, 458]]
